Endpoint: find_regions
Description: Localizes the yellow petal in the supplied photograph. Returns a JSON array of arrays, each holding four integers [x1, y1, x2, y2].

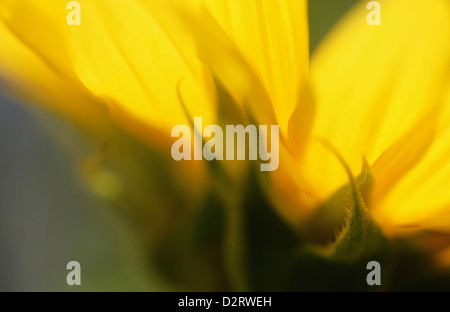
[[195, 0, 309, 135], [177, 4, 276, 126], [374, 81, 450, 232], [0, 18, 109, 135], [0, 0, 215, 137], [304, 0, 450, 206]]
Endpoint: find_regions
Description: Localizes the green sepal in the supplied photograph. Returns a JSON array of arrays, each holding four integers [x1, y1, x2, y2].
[[286, 160, 391, 291], [331, 159, 387, 259]]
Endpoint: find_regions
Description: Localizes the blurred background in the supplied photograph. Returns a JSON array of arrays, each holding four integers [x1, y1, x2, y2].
[[0, 0, 371, 291]]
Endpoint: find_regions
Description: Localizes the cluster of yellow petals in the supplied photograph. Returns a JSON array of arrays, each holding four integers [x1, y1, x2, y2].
[[0, 0, 449, 234]]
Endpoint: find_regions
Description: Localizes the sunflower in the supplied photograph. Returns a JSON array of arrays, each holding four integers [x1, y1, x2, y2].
[[0, 0, 449, 291]]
